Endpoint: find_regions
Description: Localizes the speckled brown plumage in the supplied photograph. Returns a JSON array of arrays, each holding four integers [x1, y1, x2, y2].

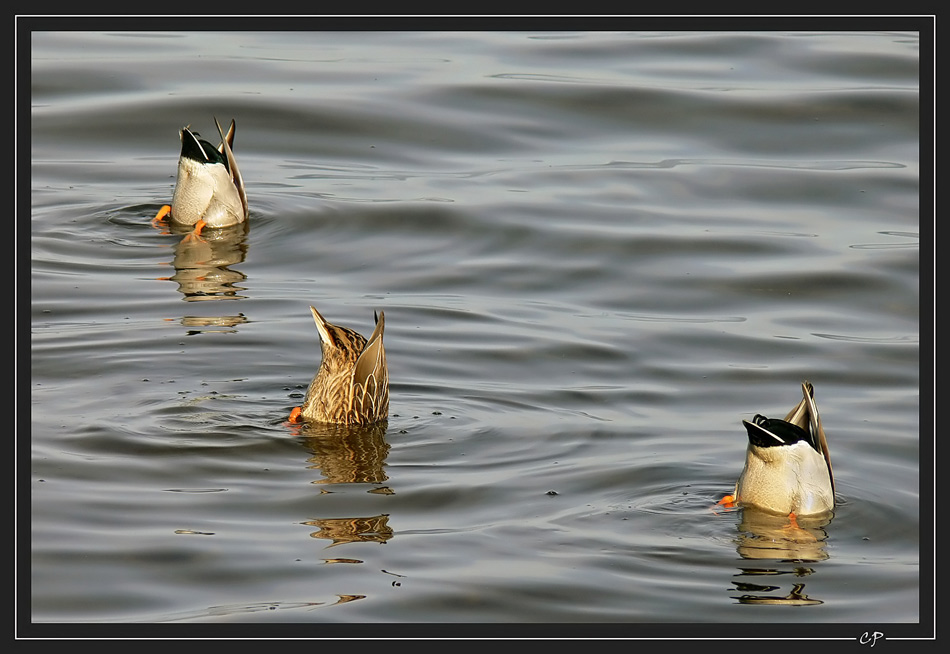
[[294, 306, 388, 425]]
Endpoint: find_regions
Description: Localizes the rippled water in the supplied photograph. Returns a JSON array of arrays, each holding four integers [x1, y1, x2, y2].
[[26, 24, 926, 637]]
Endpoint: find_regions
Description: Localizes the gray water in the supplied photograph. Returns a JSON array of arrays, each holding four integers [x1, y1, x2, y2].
[[28, 26, 924, 637]]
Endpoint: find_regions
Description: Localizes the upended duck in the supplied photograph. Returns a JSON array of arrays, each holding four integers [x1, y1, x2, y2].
[[154, 117, 247, 238], [289, 307, 389, 426], [721, 381, 835, 517]]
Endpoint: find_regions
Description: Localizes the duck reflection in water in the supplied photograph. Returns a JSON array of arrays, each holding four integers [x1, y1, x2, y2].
[[156, 220, 250, 332], [159, 220, 249, 302], [298, 420, 391, 486], [723, 509, 833, 606], [304, 514, 394, 548], [293, 422, 394, 549], [734, 505, 832, 562], [731, 580, 823, 606]]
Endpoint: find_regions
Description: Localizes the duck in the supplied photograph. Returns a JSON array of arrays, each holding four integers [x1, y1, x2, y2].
[[154, 117, 248, 238], [288, 307, 389, 425], [722, 381, 835, 517]]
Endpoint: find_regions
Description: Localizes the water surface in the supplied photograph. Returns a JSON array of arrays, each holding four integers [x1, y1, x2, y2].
[[26, 24, 925, 637]]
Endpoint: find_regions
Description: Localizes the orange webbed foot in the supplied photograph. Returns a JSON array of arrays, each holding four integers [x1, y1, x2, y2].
[[710, 493, 737, 514], [182, 219, 208, 243], [288, 406, 302, 423], [717, 494, 737, 508], [151, 205, 172, 231]]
